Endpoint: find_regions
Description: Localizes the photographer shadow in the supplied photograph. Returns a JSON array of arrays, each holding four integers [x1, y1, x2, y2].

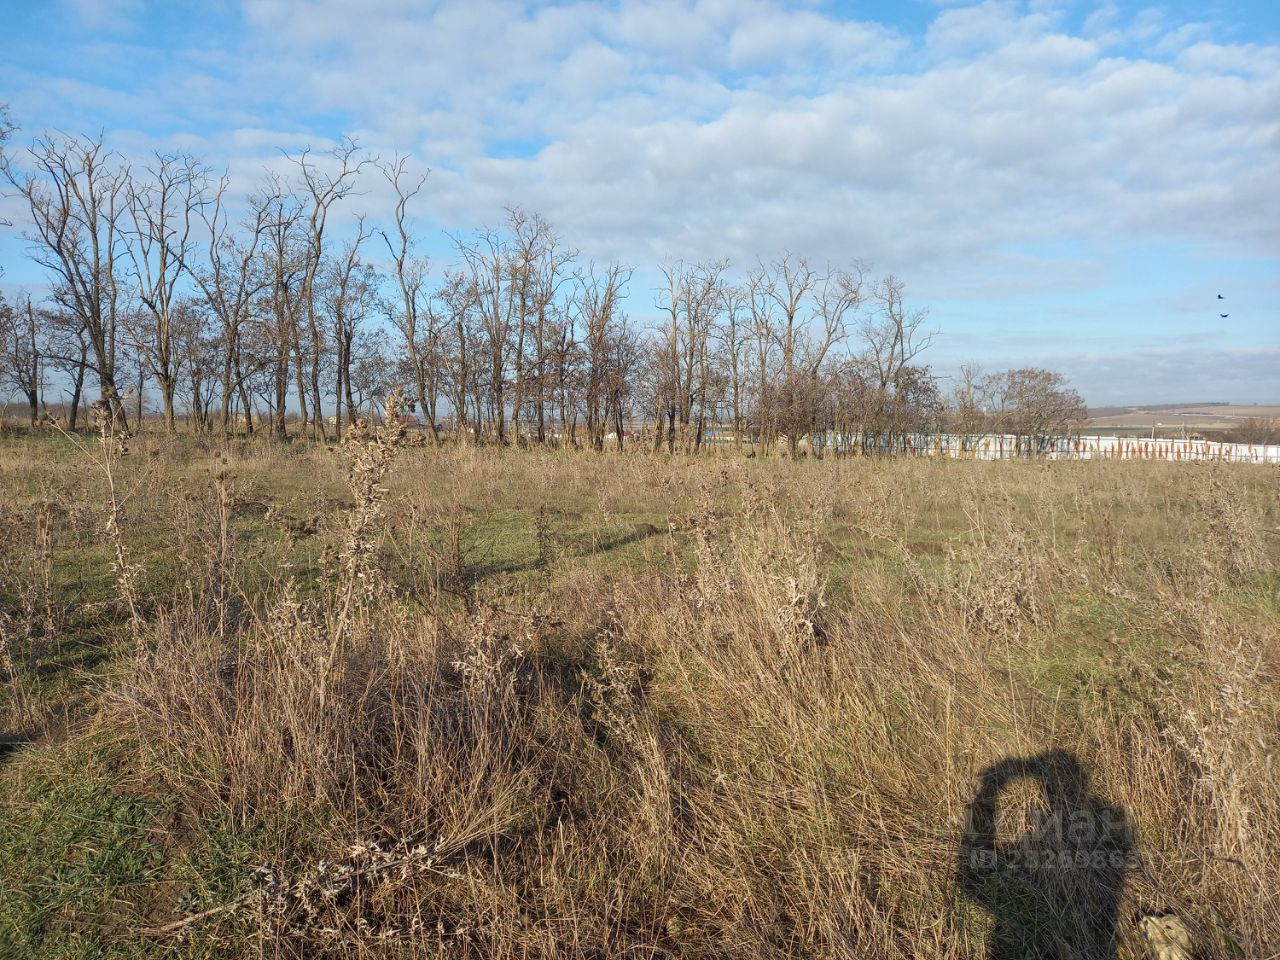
[[957, 749, 1134, 959]]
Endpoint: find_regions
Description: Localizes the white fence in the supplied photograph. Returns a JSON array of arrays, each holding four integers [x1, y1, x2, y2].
[[846, 433, 1280, 464], [1048, 435, 1278, 464]]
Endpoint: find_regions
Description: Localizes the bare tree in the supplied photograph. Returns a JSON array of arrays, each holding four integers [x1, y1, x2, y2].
[[178, 302, 218, 432], [124, 151, 206, 432], [437, 269, 479, 442], [289, 139, 369, 439], [947, 362, 992, 453], [260, 184, 305, 438], [193, 175, 278, 435], [505, 209, 575, 445], [46, 310, 90, 429], [323, 220, 377, 436], [0, 293, 44, 424], [578, 262, 632, 451], [983, 368, 1086, 455], [715, 282, 751, 447], [779, 263, 862, 454], [749, 256, 862, 454], [3, 133, 130, 427], [348, 327, 396, 417], [765, 254, 816, 386], [380, 156, 442, 442], [0, 123, 965, 456], [457, 227, 516, 443], [858, 274, 933, 452], [548, 300, 579, 446], [653, 260, 726, 453], [746, 265, 776, 450]]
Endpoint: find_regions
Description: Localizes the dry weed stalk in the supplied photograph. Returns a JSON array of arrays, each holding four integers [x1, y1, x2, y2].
[[171, 453, 240, 638], [84, 399, 145, 640], [955, 496, 1055, 637], [1192, 469, 1267, 581], [142, 834, 467, 941], [338, 390, 407, 625], [205, 454, 236, 636]]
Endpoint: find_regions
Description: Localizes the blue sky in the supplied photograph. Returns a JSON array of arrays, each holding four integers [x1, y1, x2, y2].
[[2, 0, 1278, 404]]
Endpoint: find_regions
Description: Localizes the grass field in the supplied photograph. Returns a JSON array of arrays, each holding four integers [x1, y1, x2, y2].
[[1084, 404, 1280, 438], [1, 423, 1277, 959]]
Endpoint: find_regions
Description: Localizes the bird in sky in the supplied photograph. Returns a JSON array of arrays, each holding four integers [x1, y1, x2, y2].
[[1218, 294, 1224, 299], [1220, 313, 1229, 318]]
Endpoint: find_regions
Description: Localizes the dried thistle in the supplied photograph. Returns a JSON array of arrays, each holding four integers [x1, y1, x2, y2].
[[338, 390, 407, 625], [141, 832, 465, 943]]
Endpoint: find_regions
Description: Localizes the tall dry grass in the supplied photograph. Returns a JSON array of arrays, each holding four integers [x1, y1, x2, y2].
[[2, 433, 1276, 958]]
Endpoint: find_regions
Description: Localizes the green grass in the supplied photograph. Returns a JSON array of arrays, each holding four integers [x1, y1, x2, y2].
[[0, 743, 165, 960]]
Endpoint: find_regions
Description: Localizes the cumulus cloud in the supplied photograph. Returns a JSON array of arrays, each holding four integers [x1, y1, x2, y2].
[[4, 0, 1278, 399], [19, 1, 1277, 270], [201, 0, 1280, 278]]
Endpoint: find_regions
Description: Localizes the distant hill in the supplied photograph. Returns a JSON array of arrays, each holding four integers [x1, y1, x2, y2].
[[1086, 402, 1230, 419], [1084, 403, 1279, 435]]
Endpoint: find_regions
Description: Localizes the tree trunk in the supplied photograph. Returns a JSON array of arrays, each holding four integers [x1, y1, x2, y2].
[[67, 347, 87, 431]]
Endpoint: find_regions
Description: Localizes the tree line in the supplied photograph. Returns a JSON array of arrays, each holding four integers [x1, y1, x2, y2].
[[0, 124, 1086, 454]]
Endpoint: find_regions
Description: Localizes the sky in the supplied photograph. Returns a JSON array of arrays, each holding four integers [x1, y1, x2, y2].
[[1, 0, 1278, 405]]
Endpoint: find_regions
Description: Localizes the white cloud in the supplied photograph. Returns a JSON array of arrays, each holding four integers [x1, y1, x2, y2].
[[727, 8, 903, 71], [66, 0, 142, 31], [197, 2, 1274, 262], [925, 0, 1059, 57], [4, 0, 1279, 377]]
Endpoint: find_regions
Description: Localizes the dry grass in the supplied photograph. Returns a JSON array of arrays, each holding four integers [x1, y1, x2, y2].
[[0, 434, 1277, 959]]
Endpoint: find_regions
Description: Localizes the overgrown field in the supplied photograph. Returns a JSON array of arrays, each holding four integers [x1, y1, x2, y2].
[[1, 423, 1277, 959]]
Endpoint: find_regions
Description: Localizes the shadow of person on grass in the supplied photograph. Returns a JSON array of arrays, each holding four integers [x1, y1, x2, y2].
[[958, 749, 1135, 959]]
